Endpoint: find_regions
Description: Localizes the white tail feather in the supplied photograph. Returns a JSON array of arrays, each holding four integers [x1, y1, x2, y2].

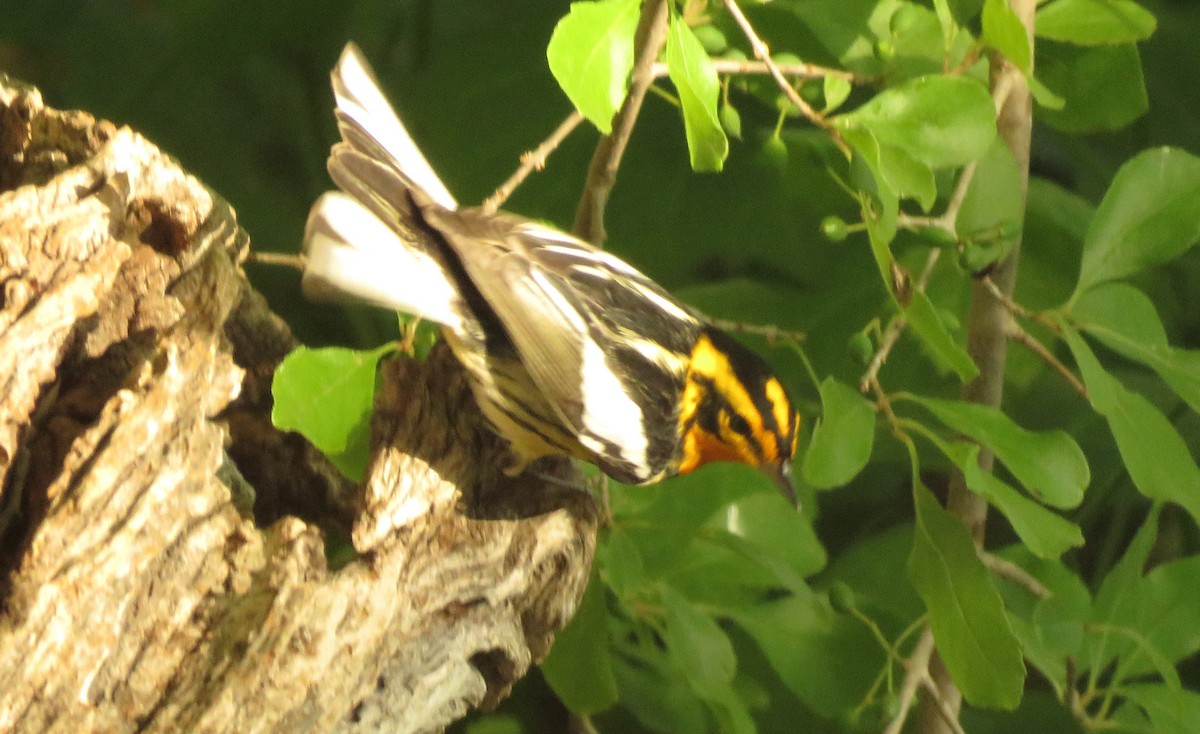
[[302, 192, 462, 328], [332, 44, 458, 210]]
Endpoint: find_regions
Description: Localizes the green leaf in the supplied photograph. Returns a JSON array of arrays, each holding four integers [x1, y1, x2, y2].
[[1037, 42, 1147, 134], [1084, 506, 1164, 676], [662, 586, 737, 698], [821, 524, 924, 623], [822, 74, 851, 113], [1072, 283, 1200, 414], [612, 635, 708, 733], [907, 395, 1089, 508], [1062, 327, 1200, 524], [1075, 147, 1200, 295], [982, 0, 1031, 74], [931, 440, 1083, 559], [905, 290, 980, 382], [1036, 0, 1157, 46], [715, 492, 827, 580], [614, 463, 763, 579], [834, 75, 996, 169], [861, 186, 899, 287], [956, 139, 1024, 271], [463, 715, 525, 734], [706, 687, 756, 734], [546, 0, 641, 134], [271, 344, 392, 482], [665, 13, 728, 172], [802, 378, 876, 488], [841, 125, 937, 210], [1120, 685, 1200, 734], [598, 527, 646, 598], [1116, 556, 1200, 677], [908, 479, 1026, 708], [540, 568, 619, 715], [995, 552, 1090, 694], [733, 593, 883, 719]]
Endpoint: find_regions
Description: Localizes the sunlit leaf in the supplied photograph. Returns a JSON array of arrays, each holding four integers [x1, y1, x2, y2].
[[665, 13, 728, 171], [930, 439, 1083, 559], [982, 0, 1031, 73], [271, 344, 393, 481], [1036, 0, 1157, 46], [547, 0, 641, 134], [835, 75, 996, 169]]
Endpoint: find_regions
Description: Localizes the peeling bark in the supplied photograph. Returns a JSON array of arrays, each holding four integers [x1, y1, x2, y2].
[[0, 76, 596, 734]]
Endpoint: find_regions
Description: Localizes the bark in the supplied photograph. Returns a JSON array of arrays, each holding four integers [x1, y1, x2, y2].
[[0, 76, 596, 734]]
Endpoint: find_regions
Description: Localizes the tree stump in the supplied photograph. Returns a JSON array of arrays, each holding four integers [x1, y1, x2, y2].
[[0, 74, 596, 734]]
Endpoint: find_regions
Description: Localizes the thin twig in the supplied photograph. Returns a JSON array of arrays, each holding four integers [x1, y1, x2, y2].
[[1006, 321, 1088, 400], [897, 160, 979, 236], [721, 0, 846, 151], [712, 319, 806, 345], [651, 58, 857, 82], [573, 0, 670, 245], [482, 111, 586, 215], [861, 318, 905, 394], [983, 552, 1052, 599], [883, 627, 936, 734], [859, 249, 942, 393], [981, 274, 1059, 332], [245, 251, 306, 270]]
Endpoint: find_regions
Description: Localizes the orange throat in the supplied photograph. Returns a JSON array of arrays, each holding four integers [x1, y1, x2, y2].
[[678, 424, 744, 474]]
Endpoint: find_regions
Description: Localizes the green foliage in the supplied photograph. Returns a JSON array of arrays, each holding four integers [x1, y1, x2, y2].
[[17, 0, 1200, 730], [540, 565, 619, 714], [270, 344, 393, 481], [547, 0, 641, 134], [1073, 147, 1200, 295], [1035, 0, 1157, 46], [665, 13, 729, 171], [802, 378, 876, 488], [908, 478, 1025, 708]]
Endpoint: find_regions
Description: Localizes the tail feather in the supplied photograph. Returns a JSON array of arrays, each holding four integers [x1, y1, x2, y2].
[[302, 192, 462, 329], [331, 43, 458, 211], [327, 143, 412, 228]]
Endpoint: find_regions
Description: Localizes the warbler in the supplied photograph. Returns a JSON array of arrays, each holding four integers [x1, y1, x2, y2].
[[302, 43, 802, 506]]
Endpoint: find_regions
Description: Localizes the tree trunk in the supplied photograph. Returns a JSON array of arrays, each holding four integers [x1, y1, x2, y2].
[[0, 76, 596, 734]]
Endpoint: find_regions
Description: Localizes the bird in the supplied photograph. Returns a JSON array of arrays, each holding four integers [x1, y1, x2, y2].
[[301, 42, 802, 506]]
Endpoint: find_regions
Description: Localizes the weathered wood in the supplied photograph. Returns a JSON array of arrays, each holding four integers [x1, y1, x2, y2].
[[0, 75, 596, 734]]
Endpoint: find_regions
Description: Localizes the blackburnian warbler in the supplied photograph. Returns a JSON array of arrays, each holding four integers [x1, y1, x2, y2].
[[302, 44, 802, 505]]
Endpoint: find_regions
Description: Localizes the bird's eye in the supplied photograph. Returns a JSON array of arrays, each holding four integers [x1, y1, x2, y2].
[[726, 411, 751, 437]]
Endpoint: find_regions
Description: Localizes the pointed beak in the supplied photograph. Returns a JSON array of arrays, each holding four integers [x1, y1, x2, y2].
[[765, 460, 800, 511]]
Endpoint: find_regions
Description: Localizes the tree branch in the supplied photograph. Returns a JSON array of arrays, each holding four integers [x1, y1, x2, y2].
[[573, 0, 671, 244], [918, 1, 1038, 731], [482, 111, 586, 215], [652, 58, 857, 82]]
